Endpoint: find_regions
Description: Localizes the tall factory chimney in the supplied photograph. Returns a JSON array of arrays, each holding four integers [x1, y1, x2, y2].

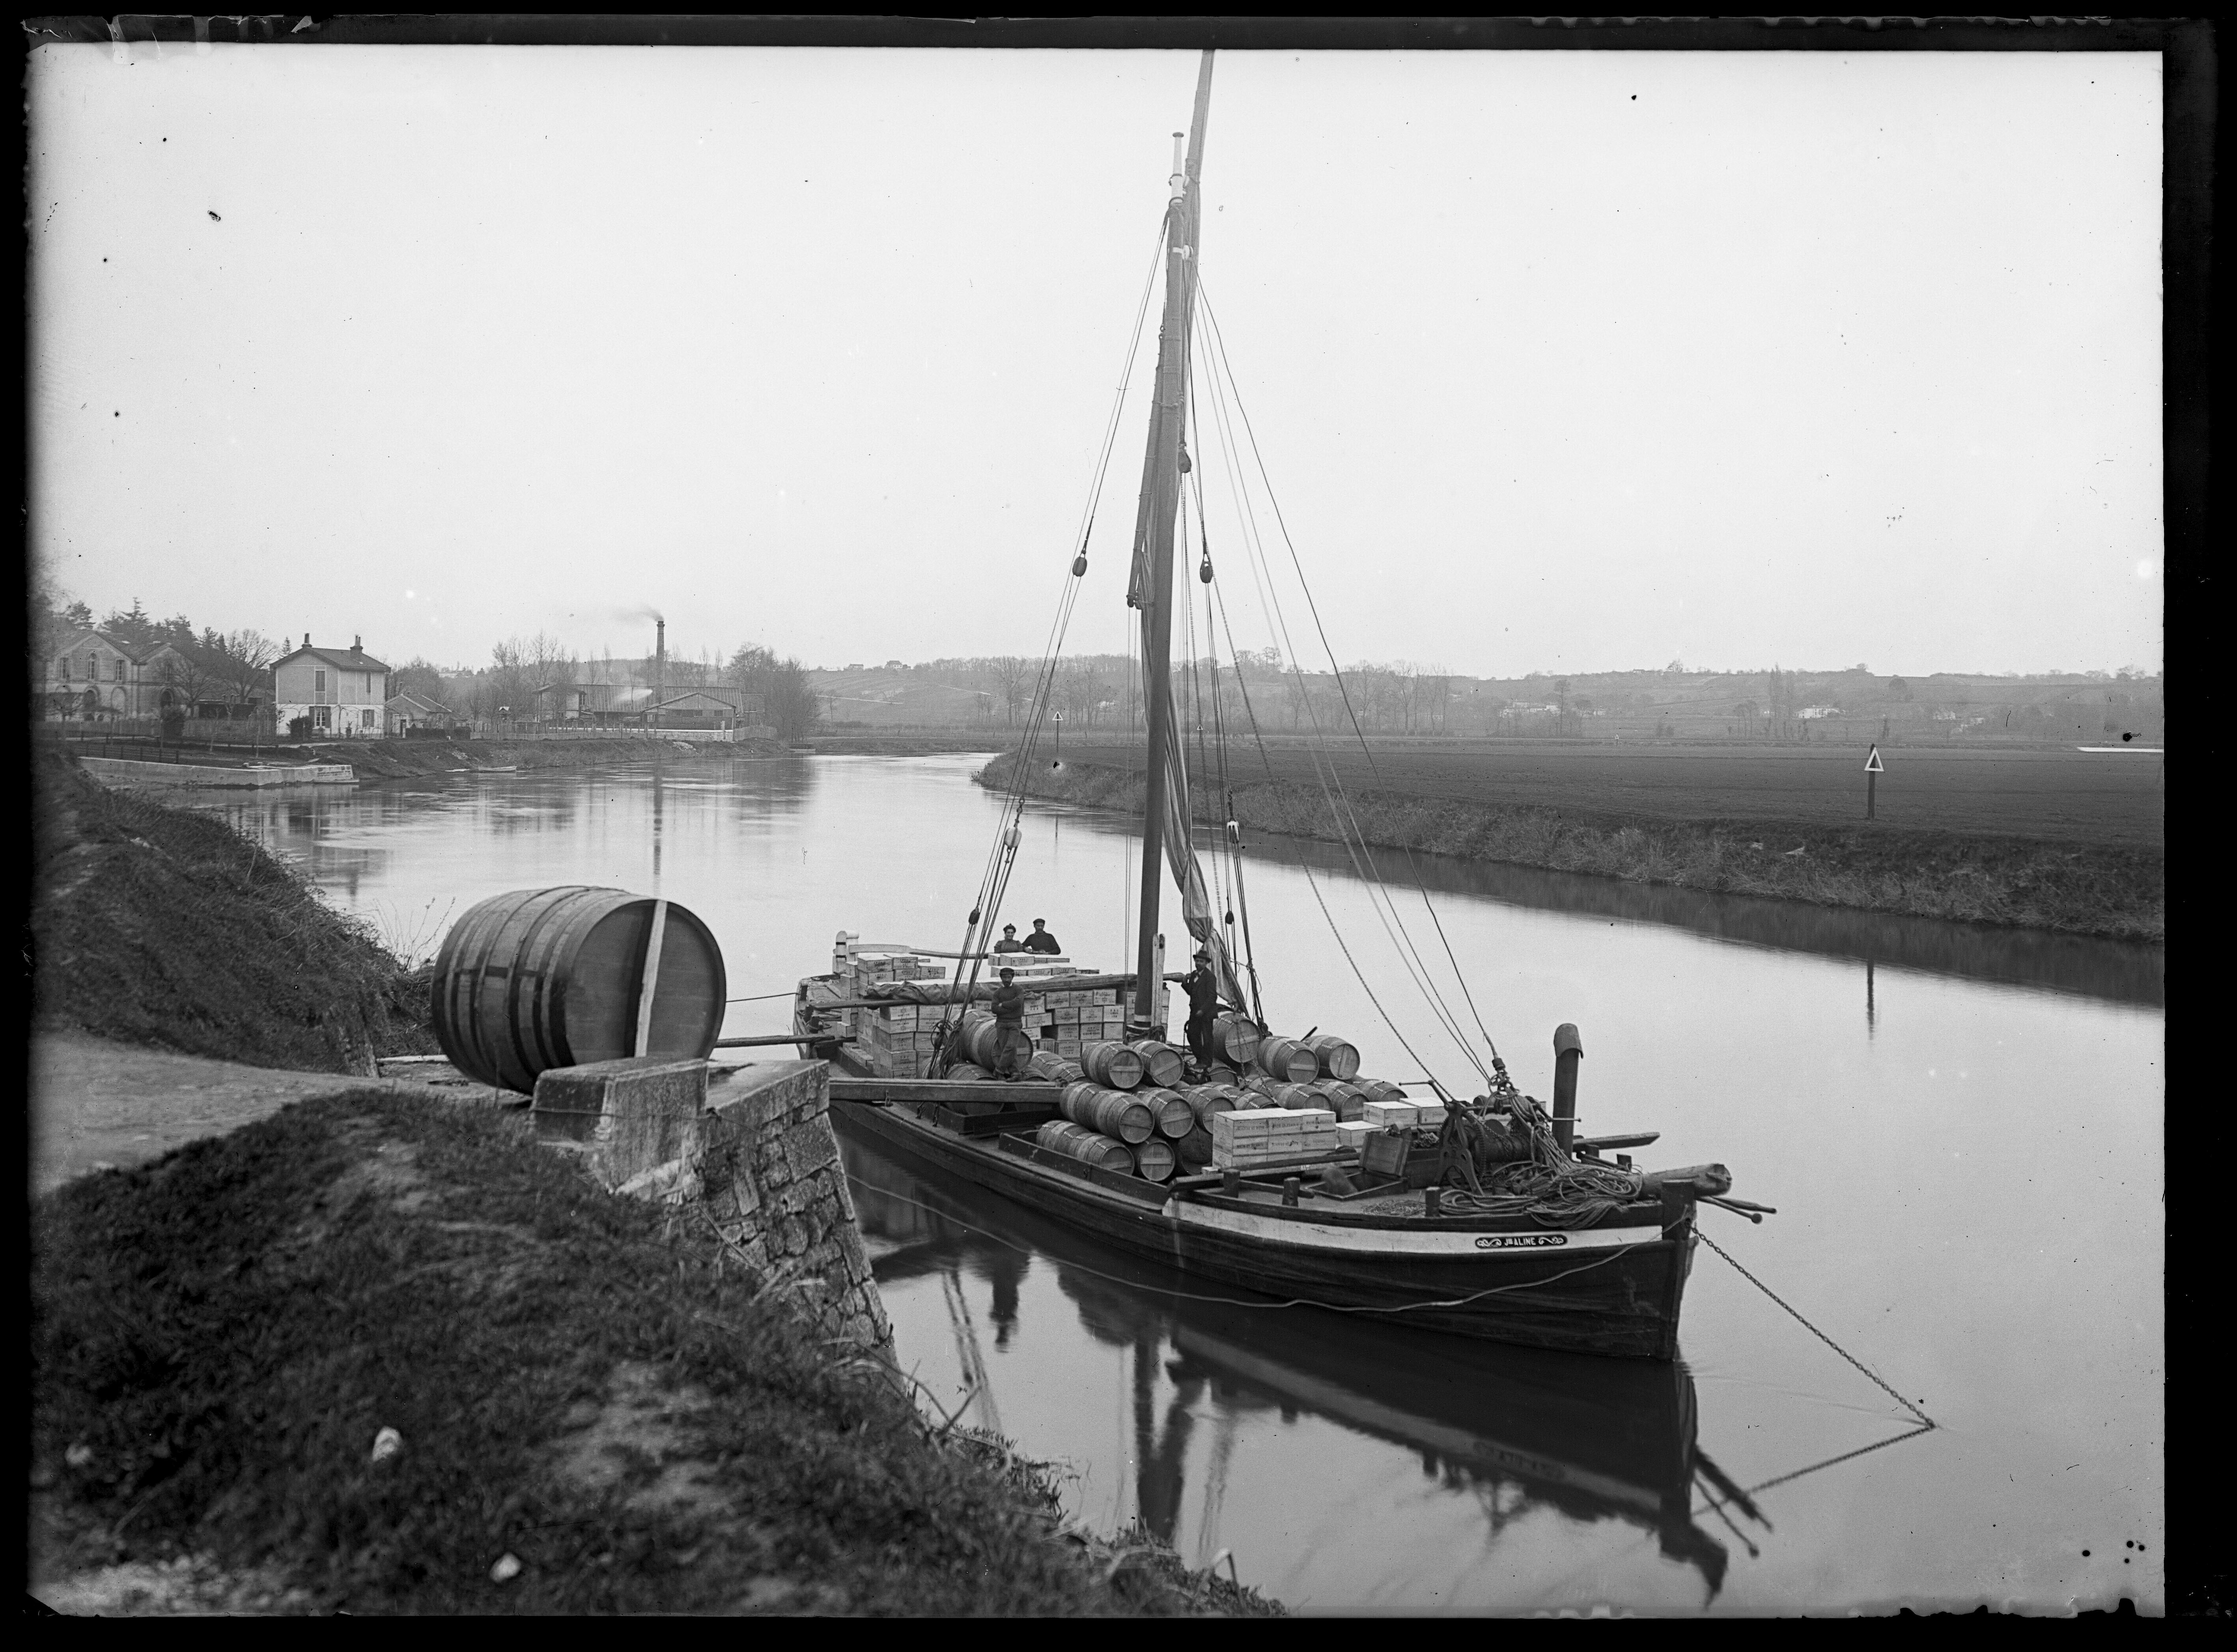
[[652, 618, 665, 733]]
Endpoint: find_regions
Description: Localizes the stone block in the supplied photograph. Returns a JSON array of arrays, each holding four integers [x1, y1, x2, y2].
[[531, 1056, 709, 1189]]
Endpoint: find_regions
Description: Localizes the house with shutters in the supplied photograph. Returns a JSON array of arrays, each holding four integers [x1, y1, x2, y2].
[[272, 634, 390, 737]]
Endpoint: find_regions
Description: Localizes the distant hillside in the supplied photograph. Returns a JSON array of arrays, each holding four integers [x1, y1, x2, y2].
[[807, 657, 2162, 745]]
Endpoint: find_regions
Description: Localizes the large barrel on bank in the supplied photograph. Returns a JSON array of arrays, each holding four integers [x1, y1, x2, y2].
[[1060, 1082, 1156, 1144], [1256, 1036, 1320, 1084], [1081, 1040, 1146, 1090], [1036, 1121, 1133, 1172], [1127, 1040, 1187, 1089], [1210, 1012, 1260, 1067], [1303, 1033, 1361, 1081], [431, 886, 726, 1094], [1352, 1077, 1409, 1109]]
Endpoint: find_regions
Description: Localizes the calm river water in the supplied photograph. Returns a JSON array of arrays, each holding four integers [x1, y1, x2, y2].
[[189, 753, 2162, 1615]]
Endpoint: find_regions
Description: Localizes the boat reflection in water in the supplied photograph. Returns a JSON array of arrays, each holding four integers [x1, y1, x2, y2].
[[844, 1124, 1735, 1602]]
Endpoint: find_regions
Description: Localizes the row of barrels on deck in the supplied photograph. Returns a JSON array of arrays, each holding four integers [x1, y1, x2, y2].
[[1033, 1076, 1260, 1184]]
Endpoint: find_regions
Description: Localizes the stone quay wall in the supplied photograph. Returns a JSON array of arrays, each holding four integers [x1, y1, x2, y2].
[[532, 1056, 891, 1356]]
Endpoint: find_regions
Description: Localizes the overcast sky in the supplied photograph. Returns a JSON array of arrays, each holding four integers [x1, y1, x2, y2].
[[30, 44, 2162, 679]]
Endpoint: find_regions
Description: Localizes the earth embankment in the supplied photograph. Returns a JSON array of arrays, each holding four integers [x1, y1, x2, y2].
[[978, 743, 2163, 941], [30, 1089, 1279, 1615], [32, 747, 440, 1072]]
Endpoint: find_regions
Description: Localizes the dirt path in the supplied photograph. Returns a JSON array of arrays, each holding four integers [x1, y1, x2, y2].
[[29, 1032, 506, 1197]]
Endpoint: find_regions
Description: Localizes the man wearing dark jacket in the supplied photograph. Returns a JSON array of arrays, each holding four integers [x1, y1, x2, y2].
[[1179, 946, 1233, 1073], [1022, 918, 1062, 954], [988, 967, 1027, 1079]]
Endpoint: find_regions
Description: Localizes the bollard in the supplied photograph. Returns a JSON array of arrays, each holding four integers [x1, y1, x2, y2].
[[1222, 1169, 1242, 1195], [1281, 1176, 1301, 1208], [1424, 1185, 1442, 1218], [1552, 1023, 1583, 1155]]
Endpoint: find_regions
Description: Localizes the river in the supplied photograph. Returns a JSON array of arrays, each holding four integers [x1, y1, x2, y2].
[[186, 752, 2163, 1615]]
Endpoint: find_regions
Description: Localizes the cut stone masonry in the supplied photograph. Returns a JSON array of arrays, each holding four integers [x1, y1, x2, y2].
[[532, 1056, 891, 1355]]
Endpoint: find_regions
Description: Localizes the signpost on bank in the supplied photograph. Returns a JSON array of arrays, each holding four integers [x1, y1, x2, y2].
[[1864, 744, 1884, 819]]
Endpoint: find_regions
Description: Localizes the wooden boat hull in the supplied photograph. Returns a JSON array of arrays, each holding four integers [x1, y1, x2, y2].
[[822, 1043, 1694, 1360]]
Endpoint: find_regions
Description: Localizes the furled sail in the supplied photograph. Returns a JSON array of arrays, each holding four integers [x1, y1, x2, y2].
[[1141, 648, 1251, 1012], [1123, 53, 1249, 1019]]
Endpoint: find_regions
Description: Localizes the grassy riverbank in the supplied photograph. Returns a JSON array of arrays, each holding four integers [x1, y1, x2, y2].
[[31, 748, 440, 1072], [978, 752, 2163, 941], [30, 1090, 1277, 1615]]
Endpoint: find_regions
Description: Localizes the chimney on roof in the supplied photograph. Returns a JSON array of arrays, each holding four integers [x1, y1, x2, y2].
[[304, 633, 312, 648], [353, 635, 362, 652]]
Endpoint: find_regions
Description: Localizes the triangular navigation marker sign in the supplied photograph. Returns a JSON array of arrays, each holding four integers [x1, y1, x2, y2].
[[1864, 746, 1885, 773]]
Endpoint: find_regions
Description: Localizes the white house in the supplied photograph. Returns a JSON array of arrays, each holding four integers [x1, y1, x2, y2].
[[272, 634, 389, 737]]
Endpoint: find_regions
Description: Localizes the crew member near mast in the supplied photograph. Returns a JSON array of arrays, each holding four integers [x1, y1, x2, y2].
[[993, 924, 1025, 954], [1180, 946, 1232, 1074], [989, 967, 1028, 1080], [1022, 918, 1062, 955]]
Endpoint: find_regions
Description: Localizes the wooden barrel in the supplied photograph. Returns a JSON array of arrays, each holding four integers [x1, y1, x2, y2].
[[1137, 1086, 1195, 1140], [1131, 1137, 1177, 1183], [1176, 1125, 1215, 1170], [1266, 1083, 1322, 1111], [960, 1011, 1031, 1073], [1236, 1071, 1281, 1100], [1060, 1084, 1155, 1145], [944, 1062, 991, 1081], [430, 886, 726, 1094], [1081, 1040, 1145, 1090], [1127, 1040, 1186, 1088], [1026, 1051, 1073, 1083], [1177, 1085, 1239, 1128], [1351, 1077, 1408, 1107], [1307, 1080, 1367, 1122], [1211, 1012, 1260, 1066], [1304, 1034, 1361, 1082], [1255, 1036, 1320, 1084], [1036, 1120, 1133, 1172]]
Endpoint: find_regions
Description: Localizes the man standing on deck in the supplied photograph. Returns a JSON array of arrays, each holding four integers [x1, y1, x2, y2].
[[989, 966, 1027, 1080], [1179, 946, 1231, 1077], [993, 924, 1025, 954], [1022, 918, 1061, 955]]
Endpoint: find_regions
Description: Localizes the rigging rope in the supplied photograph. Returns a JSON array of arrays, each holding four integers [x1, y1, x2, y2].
[[936, 218, 1170, 1071], [1195, 278, 1510, 1082], [1694, 1222, 1936, 1430], [1189, 310, 1486, 1088]]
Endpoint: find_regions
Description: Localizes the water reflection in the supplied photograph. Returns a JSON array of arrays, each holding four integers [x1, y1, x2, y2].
[[847, 1127, 1736, 1602], [1034, 805, 2163, 1009]]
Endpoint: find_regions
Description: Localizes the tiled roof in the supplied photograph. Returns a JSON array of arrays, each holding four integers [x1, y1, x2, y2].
[[276, 644, 392, 674]]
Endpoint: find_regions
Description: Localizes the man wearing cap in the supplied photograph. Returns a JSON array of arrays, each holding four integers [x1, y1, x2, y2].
[[988, 966, 1027, 1080], [1179, 946, 1232, 1075], [992, 924, 1025, 954], [1021, 918, 1062, 955]]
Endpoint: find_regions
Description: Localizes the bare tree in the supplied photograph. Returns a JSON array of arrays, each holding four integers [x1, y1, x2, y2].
[[213, 629, 280, 714], [988, 655, 1034, 726]]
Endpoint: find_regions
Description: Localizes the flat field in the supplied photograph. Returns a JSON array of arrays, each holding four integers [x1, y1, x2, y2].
[[1058, 738, 2164, 850]]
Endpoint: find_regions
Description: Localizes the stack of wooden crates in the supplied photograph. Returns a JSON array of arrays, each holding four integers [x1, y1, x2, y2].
[[827, 936, 1167, 1079]]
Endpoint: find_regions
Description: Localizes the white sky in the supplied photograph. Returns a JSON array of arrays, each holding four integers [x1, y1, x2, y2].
[[30, 44, 2163, 679]]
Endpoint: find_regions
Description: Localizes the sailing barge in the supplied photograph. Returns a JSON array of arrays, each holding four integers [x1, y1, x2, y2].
[[791, 52, 1736, 1361]]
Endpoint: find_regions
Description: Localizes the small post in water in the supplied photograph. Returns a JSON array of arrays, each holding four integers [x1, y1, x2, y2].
[[1552, 1023, 1583, 1155]]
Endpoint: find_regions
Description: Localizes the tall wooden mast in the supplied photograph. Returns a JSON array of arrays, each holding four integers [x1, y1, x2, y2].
[[1129, 51, 1214, 1030]]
